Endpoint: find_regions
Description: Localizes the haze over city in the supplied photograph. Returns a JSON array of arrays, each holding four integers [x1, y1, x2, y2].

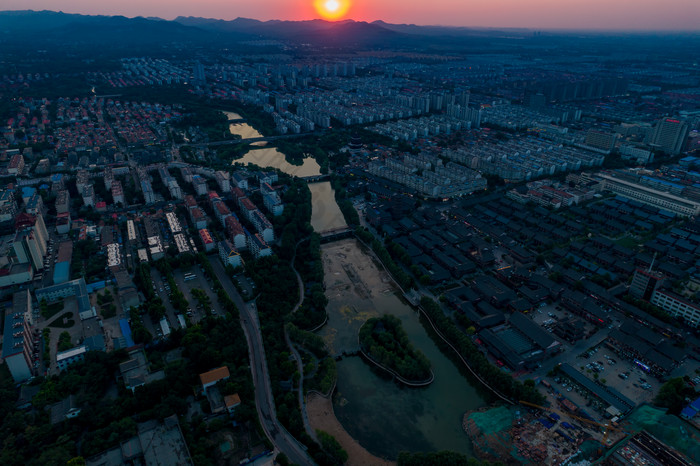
[[3, 0, 700, 30]]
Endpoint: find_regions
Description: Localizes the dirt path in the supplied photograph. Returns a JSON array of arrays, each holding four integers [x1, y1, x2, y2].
[[306, 392, 395, 466]]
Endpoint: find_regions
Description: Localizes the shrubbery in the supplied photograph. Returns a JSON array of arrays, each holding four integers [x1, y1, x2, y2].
[[359, 315, 431, 382]]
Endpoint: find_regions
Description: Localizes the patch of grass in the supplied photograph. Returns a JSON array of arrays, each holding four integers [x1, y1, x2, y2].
[[57, 331, 73, 352], [100, 303, 117, 319], [48, 312, 76, 329], [40, 299, 65, 319], [614, 236, 639, 249]]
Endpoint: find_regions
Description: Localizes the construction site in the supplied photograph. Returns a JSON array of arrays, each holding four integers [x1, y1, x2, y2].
[[464, 404, 601, 464], [463, 402, 699, 465]]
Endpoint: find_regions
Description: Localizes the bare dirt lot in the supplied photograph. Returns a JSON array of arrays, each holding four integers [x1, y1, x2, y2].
[[320, 239, 395, 356]]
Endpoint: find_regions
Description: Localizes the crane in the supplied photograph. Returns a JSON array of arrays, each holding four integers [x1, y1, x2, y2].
[[519, 400, 629, 450]]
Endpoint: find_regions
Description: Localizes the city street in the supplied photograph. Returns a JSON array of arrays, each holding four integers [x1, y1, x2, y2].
[[209, 256, 315, 466]]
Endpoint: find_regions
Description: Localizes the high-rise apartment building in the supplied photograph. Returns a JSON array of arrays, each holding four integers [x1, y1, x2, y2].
[[649, 118, 689, 155], [630, 268, 664, 301]]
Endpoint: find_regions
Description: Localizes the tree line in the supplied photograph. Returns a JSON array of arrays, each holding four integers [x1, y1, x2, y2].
[[419, 297, 544, 405], [356, 227, 414, 291], [291, 233, 327, 330], [331, 175, 360, 227]]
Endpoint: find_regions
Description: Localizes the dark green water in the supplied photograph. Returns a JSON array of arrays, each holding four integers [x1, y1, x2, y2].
[[331, 290, 485, 459]]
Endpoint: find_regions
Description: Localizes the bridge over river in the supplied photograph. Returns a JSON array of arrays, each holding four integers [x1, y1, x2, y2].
[[318, 226, 354, 243], [198, 131, 326, 148]]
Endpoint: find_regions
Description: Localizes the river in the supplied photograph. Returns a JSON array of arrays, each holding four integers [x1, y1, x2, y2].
[[320, 240, 485, 459], [221, 111, 484, 459], [224, 111, 322, 177], [225, 111, 264, 140], [232, 148, 322, 178], [308, 182, 347, 233]]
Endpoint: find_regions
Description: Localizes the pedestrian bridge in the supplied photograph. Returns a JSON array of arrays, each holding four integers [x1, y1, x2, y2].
[[318, 227, 353, 243]]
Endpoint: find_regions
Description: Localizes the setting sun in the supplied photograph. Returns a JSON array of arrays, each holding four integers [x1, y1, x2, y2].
[[314, 0, 351, 20]]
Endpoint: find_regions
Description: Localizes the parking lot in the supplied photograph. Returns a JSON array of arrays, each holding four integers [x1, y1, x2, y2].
[[149, 269, 177, 338], [147, 263, 231, 339], [232, 273, 256, 300], [542, 343, 661, 423], [579, 343, 660, 405], [172, 265, 224, 321]]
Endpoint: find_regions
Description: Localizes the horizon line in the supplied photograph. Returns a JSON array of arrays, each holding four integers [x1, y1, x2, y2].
[[2, 8, 700, 33]]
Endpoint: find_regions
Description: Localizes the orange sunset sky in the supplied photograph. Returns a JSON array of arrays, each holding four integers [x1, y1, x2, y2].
[[2, 0, 700, 30]]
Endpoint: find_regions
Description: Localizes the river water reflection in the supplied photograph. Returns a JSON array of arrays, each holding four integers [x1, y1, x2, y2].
[[308, 182, 347, 232], [225, 111, 321, 177], [232, 148, 321, 177], [321, 240, 485, 459]]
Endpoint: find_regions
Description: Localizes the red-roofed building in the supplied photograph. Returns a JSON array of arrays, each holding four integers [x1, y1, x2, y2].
[[56, 212, 71, 235], [199, 366, 229, 392], [7, 154, 24, 175], [189, 207, 207, 230], [231, 187, 246, 202], [184, 194, 197, 209], [14, 212, 36, 231], [224, 215, 247, 250], [213, 201, 231, 225], [240, 198, 257, 222], [198, 228, 215, 252]]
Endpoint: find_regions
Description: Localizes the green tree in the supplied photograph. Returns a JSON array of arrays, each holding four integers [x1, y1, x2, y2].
[[316, 430, 348, 465], [57, 331, 73, 352], [359, 315, 431, 382], [655, 378, 693, 414]]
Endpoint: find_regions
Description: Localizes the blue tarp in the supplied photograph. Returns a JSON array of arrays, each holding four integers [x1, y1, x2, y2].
[[21, 186, 36, 199], [538, 418, 554, 429], [555, 429, 575, 442], [86, 280, 107, 293]]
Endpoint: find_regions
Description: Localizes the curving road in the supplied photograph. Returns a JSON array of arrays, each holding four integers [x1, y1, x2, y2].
[[209, 257, 315, 466], [287, 238, 317, 441]]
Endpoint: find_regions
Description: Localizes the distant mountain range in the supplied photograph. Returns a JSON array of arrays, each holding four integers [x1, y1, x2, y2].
[[0, 10, 531, 48]]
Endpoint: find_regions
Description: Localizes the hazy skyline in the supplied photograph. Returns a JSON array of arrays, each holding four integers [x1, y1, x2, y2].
[[1, 0, 700, 30]]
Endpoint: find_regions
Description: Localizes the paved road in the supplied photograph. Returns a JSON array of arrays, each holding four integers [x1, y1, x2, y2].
[[209, 256, 315, 466]]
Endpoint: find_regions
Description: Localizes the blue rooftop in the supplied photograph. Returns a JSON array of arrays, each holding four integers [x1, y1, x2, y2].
[[691, 397, 700, 411], [119, 319, 135, 348], [642, 176, 683, 189]]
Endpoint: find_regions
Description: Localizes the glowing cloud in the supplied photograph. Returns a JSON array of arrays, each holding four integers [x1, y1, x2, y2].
[[314, 0, 351, 20]]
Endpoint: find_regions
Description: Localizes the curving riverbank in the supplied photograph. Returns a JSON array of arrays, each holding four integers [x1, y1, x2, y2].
[[306, 391, 395, 466], [358, 347, 435, 387], [319, 239, 484, 458]]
